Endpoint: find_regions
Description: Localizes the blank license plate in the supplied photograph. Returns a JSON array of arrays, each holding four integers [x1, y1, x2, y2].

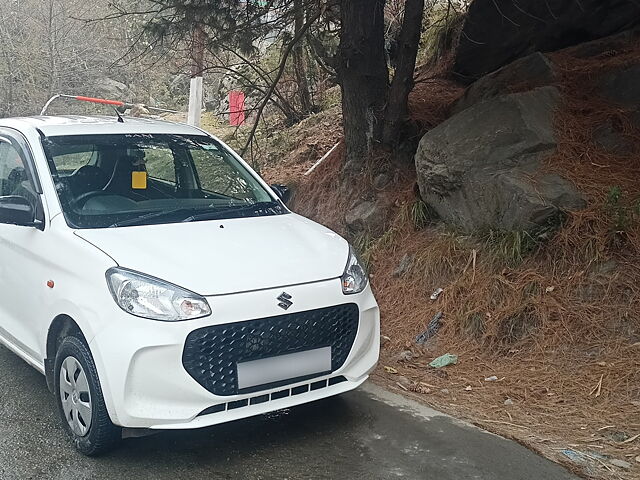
[[236, 347, 332, 389]]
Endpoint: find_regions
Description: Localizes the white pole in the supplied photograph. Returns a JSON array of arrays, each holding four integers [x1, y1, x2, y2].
[[187, 76, 203, 126], [304, 142, 340, 176]]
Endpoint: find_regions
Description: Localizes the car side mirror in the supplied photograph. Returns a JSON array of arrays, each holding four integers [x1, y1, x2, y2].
[[0, 195, 39, 227], [270, 184, 291, 204]]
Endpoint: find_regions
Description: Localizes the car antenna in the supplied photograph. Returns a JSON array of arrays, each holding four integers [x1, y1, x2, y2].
[[113, 107, 125, 123]]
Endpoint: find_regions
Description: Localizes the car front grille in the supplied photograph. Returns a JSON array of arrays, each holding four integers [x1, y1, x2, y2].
[[182, 303, 359, 396], [196, 376, 349, 417]]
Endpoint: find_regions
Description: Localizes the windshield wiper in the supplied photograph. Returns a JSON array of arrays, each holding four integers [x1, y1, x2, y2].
[[109, 207, 195, 228], [181, 201, 283, 223]]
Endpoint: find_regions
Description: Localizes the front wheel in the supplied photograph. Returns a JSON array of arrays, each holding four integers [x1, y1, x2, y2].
[[54, 336, 121, 455]]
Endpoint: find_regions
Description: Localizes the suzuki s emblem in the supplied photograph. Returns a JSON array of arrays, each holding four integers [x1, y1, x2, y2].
[[277, 292, 293, 310]]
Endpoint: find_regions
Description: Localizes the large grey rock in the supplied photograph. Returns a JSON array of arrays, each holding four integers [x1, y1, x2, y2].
[[454, 0, 640, 81], [95, 78, 130, 99], [598, 64, 640, 107], [593, 120, 635, 155], [566, 26, 640, 58], [415, 86, 586, 233], [345, 200, 389, 235], [452, 52, 555, 115]]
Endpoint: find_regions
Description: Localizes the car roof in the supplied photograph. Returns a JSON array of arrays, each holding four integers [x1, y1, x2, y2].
[[0, 115, 207, 137]]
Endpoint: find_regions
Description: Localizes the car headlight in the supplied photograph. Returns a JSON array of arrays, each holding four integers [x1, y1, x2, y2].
[[341, 246, 368, 295], [106, 267, 211, 321]]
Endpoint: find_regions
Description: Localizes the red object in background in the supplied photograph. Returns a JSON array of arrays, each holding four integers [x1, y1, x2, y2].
[[229, 91, 246, 126]]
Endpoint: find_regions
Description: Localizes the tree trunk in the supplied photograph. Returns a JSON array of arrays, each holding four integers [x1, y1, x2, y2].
[[336, 0, 388, 171], [293, 0, 313, 115], [382, 0, 425, 148]]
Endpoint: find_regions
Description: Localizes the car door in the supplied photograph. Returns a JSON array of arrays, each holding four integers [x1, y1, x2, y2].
[[0, 128, 48, 364]]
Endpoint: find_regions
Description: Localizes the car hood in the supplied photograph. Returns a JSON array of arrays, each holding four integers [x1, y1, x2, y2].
[[74, 213, 349, 296]]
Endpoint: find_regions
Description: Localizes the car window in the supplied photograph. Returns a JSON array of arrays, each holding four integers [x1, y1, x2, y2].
[[0, 137, 37, 209], [191, 148, 256, 201], [53, 147, 96, 173], [42, 133, 282, 229], [144, 145, 176, 184]]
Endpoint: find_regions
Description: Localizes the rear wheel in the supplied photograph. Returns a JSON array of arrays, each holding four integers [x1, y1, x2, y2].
[[54, 336, 121, 455]]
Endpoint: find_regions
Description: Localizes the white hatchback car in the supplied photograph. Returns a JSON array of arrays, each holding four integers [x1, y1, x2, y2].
[[0, 115, 380, 455]]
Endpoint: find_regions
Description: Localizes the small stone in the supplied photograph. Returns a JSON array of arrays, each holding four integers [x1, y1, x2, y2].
[[610, 459, 632, 469], [504, 398, 514, 406], [593, 259, 618, 275], [373, 172, 392, 189], [593, 121, 634, 155], [413, 385, 431, 394], [393, 254, 414, 277], [345, 200, 388, 236], [610, 431, 630, 443], [394, 350, 414, 362], [485, 375, 498, 382], [440, 388, 450, 394]]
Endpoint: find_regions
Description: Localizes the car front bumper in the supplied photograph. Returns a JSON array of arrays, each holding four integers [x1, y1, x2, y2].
[[89, 278, 380, 429]]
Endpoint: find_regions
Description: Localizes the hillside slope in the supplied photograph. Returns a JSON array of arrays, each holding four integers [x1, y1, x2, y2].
[[254, 29, 640, 480]]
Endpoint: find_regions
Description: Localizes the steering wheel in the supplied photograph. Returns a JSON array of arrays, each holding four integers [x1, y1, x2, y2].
[[70, 190, 146, 209], [69, 191, 116, 209]]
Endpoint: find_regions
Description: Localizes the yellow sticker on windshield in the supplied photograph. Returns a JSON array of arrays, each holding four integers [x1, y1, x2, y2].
[[132, 171, 147, 189]]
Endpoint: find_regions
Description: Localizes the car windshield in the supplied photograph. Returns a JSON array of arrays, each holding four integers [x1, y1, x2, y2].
[[41, 133, 285, 229]]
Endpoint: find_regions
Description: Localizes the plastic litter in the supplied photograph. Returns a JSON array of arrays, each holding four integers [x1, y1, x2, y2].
[[561, 449, 607, 474], [562, 449, 588, 465], [415, 312, 443, 344], [429, 353, 458, 368], [485, 375, 498, 382], [610, 459, 632, 469], [430, 287, 444, 301]]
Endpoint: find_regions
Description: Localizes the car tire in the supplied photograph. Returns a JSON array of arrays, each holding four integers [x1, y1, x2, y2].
[[54, 335, 121, 456]]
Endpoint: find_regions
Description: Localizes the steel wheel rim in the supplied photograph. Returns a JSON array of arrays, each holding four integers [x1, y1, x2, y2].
[[59, 356, 92, 437]]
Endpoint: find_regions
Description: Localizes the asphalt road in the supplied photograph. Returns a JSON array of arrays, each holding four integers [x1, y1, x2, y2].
[[0, 345, 578, 480]]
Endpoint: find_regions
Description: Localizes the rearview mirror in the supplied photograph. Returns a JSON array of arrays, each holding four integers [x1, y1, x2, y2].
[[0, 196, 37, 226], [270, 184, 291, 204]]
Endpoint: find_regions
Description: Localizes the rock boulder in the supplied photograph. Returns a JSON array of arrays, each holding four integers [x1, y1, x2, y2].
[[454, 0, 640, 81], [566, 26, 640, 58], [415, 86, 585, 233], [598, 64, 640, 106], [345, 200, 390, 236], [452, 52, 555, 115], [96, 78, 130, 100]]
